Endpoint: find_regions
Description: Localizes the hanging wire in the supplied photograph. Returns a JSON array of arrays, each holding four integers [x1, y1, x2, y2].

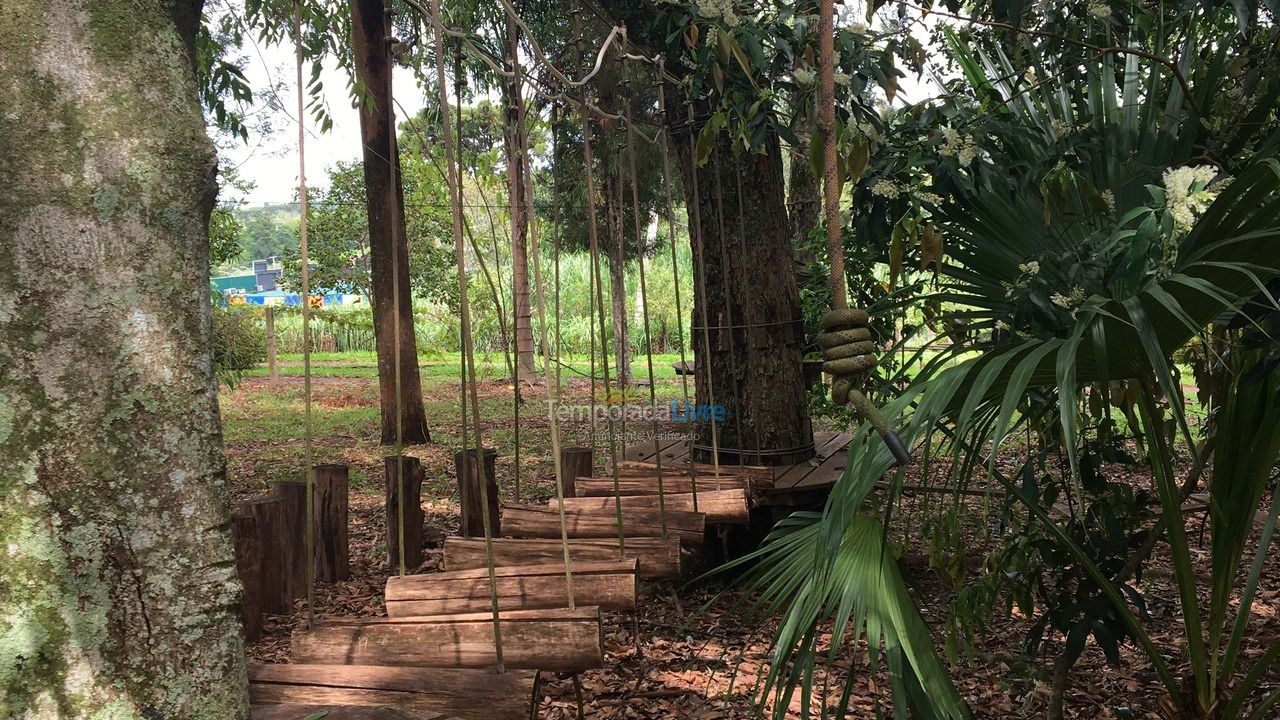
[[427, 0, 506, 672], [292, 4, 317, 630]]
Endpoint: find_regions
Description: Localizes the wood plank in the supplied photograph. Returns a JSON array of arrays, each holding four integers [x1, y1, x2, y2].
[[558, 489, 749, 524], [771, 432, 851, 490], [787, 432, 856, 491], [612, 460, 774, 484], [501, 502, 705, 545], [290, 608, 603, 672], [384, 561, 637, 615], [252, 704, 449, 719], [622, 435, 684, 462], [249, 664, 532, 720], [575, 476, 748, 497], [444, 536, 680, 581]]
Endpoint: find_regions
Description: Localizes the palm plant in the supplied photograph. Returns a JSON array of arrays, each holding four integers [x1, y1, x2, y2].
[[730, 16, 1280, 720]]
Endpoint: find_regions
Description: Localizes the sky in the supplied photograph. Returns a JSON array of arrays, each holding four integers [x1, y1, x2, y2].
[[217, 3, 942, 207], [217, 37, 429, 206]]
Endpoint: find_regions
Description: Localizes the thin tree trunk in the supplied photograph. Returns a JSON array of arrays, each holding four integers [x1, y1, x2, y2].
[[350, 0, 431, 444], [0, 0, 249, 715], [504, 16, 537, 382], [606, 172, 631, 390]]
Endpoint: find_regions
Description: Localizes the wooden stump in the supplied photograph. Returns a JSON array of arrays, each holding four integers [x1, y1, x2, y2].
[[454, 448, 499, 538], [238, 495, 292, 614], [270, 479, 308, 604], [559, 488, 750, 524], [291, 607, 604, 672], [313, 463, 350, 582], [444, 536, 681, 581], [385, 560, 638, 615], [558, 447, 594, 498], [385, 455, 425, 571], [501, 502, 705, 545], [231, 513, 263, 642], [250, 663, 535, 720]]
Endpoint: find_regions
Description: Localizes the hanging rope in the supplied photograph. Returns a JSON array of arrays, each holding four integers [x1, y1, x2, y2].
[[623, 64, 669, 537], [655, 72, 699, 511], [292, 5, 317, 630], [685, 103, 724, 487], [428, 0, 506, 671], [506, 20, 524, 503], [817, 0, 910, 465], [382, 1, 408, 580], [529, 103, 577, 609], [579, 98, 629, 555]]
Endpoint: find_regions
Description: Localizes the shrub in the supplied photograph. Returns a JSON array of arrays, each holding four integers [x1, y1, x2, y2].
[[213, 306, 266, 389]]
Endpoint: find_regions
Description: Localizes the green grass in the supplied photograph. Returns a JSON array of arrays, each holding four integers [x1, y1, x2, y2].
[[247, 352, 689, 382]]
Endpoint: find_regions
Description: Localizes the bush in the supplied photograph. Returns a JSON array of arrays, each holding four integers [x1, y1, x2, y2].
[[213, 306, 267, 388]]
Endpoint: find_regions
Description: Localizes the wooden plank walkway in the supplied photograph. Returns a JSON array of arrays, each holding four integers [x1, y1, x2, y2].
[[620, 430, 857, 501]]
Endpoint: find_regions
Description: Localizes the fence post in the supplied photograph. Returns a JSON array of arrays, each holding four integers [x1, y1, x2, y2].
[[265, 305, 278, 382]]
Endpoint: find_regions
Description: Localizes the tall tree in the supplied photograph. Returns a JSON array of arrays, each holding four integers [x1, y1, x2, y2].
[[504, 15, 538, 382], [350, 0, 431, 444], [0, 0, 249, 715]]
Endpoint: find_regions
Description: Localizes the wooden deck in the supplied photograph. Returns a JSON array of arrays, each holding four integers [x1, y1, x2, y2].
[[621, 430, 855, 501]]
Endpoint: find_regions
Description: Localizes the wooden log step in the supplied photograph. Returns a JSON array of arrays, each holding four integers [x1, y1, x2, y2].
[[501, 502, 705, 545], [385, 561, 637, 615], [253, 704, 455, 719], [290, 607, 603, 672], [250, 663, 533, 720], [556, 489, 749, 525], [444, 536, 681, 581], [575, 476, 747, 497], [612, 459, 775, 484]]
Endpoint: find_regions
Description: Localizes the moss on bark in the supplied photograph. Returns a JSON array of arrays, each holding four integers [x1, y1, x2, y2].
[[0, 0, 249, 717]]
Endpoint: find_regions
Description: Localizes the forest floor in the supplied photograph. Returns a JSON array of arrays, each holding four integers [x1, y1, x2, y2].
[[221, 357, 1280, 719]]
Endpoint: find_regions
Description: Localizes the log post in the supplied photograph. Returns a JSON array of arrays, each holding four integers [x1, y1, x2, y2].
[[265, 305, 278, 382], [454, 448, 499, 538], [385, 455, 425, 571], [270, 480, 308, 606], [231, 513, 264, 642], [558, 447, 594, 498], [238, 495, 291, 614], [312, 464, 350, 582]]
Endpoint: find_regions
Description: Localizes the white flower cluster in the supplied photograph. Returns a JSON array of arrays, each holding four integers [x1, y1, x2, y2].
[[871, 180, 904, 199], [1100, 190, 1116, 214], [696, 0, 739, 25], [1005, 261, 1040, 297], [917, 191, 945, 206], [1050, 286, 1087, 309], [939, 127, 980, 167], [794, 68, 815, 85], [1087, 1, 1110, 19], [1162, 165, 1220, 230]]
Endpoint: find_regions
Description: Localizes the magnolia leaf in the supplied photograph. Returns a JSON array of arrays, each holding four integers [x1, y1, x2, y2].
[[685, 24, 699, 48], [889, 222, 905, 289], [695, 119, 717, 167], [808, 127, 825, 180], [920, 223, 943, 270], [847, 134, 870, 184]]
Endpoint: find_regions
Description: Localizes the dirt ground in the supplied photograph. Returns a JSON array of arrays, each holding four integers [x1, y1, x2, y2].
[[223, 374, 1280, 719]]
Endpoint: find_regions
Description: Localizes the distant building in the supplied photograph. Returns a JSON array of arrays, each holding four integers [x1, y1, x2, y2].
[[251, 257, 283, 291]]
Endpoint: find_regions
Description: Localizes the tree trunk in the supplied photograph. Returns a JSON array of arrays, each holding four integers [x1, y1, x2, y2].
[[788, 128, 821, 252], [605, 172, 631, 389], [504, 16, 537, 382], [0, 0, 249, 715], [349, 0, 431, 445], [675, 105, 814, 466]]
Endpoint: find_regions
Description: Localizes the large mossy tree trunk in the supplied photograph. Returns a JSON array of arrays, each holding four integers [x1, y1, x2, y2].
[[674, 109, 814, 467], [350, 0, 431, 445], [0, 0, 250, 716]]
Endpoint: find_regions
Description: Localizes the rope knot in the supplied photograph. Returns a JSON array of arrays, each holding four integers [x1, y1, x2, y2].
[[816, 308, 876, 406]]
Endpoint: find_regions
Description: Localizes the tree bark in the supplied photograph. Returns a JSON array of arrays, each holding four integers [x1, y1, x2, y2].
[[349, 0, 431, 445], [504, 16, 537, 382], [678, 121, 814, 466], [604, 171, 631, 389], [0, 0, 249, 715]]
